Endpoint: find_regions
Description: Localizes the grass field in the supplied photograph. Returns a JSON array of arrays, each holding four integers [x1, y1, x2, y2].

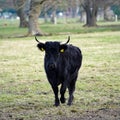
[[0, 20, 120, 120]]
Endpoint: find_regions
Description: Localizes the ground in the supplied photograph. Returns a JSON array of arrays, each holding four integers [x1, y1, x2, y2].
[[0, 108, 120, 120], [0, 21, 120, 120]]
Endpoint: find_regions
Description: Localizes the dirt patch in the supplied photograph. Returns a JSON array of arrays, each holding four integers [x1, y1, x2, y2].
[[76, 108, 120, 120], [43, 108, 120, 120], [0, 107, 120, 120]]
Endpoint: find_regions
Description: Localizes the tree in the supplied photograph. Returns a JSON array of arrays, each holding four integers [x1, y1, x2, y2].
[[28, 0, 43, 36], [112, 5, 120, 19], [13, 0, 28, 28], [42, 0, 59, 24], [0, 0, 14, 9], [102, 0, 120, 21], [0, 0, 28, 28], [79, 0, 120, 27], [28, 0, 62, 35], [80, 0, 100, 27]]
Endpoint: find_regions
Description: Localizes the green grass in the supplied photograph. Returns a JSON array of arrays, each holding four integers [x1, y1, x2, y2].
[[0, 20, 120, 119], [0, 19, 120, 38]]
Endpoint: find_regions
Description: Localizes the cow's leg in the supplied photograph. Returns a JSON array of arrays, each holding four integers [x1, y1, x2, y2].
[[67, 78, 77, 105], [51, 85, 60, 106], [60, 84, 66, 103]]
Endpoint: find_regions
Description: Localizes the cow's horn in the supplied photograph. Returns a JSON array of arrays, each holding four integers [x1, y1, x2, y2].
[[61, 36, 70, 45], [35, 36, 40, 43], [35, 36, 45, 44], [66, 36, 70, 44]]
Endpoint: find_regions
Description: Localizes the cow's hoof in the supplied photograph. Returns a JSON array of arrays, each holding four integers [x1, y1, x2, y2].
[[54, 100, 60, 107], [67, 96, 74, 106], [67, 102, 72, 106], [54, 103, 60, 107], [60, 97, 66, 104]]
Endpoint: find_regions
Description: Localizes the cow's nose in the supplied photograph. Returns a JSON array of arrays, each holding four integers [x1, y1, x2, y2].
[[48, 63, 56, 70]]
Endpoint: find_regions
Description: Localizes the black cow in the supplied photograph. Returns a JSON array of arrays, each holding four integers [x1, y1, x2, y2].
[[35, 36, 82, 106]]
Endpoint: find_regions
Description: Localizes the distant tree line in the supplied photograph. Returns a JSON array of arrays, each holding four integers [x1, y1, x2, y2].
[[0, 0, 120, 36]]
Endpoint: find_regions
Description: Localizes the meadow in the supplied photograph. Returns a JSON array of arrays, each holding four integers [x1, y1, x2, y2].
[[0, 20, 120, 120]]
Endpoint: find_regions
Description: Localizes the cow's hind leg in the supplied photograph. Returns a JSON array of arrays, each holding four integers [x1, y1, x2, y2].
[[60, 84, 66, 104], [67, 78, 77, 105]]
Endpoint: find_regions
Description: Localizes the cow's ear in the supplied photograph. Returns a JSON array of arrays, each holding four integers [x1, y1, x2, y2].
[[60, 44, 67, 53], [37, 43, 45, 52]]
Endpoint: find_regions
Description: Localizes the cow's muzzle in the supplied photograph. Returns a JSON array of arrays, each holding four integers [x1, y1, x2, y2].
[[48, 63, 56, 71]]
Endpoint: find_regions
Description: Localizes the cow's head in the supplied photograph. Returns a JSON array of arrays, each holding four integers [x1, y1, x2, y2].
[[35, 36, 70, 71]]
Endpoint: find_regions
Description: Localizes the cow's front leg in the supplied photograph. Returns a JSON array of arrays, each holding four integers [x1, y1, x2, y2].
[[51, 85, 60, 106], [60, 84, 66, 104]]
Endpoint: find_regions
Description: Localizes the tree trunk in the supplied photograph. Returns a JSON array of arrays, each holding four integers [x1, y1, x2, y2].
[[51, 10, 57, 24], [104, 6, 114, 21], [28, 0, 43, 36], [85, 9, 97, 27], [17, 9, 28, 28], [82, 0, 98, 27], [13, 0, 28, 28]]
